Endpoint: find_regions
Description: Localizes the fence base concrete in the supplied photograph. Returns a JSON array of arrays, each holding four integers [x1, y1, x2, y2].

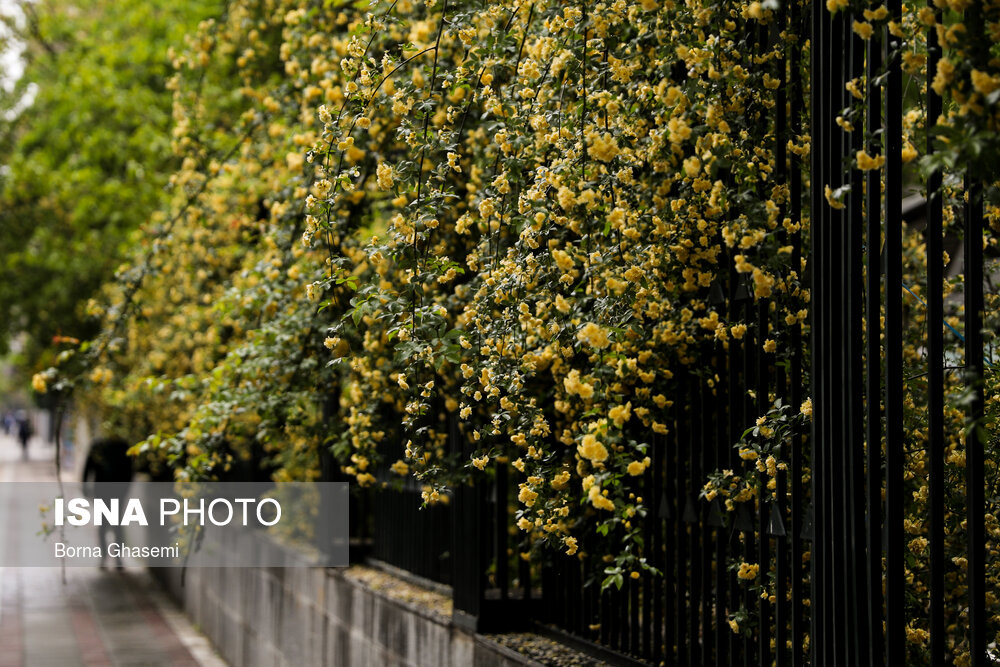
[[151, 563, 539, 667]]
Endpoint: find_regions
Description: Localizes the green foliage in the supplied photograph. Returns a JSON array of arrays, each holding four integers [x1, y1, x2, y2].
[[0, 0, 219, 367]]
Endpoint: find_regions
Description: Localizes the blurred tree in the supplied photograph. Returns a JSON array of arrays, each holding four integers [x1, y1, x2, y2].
[[0, 0, 218, 370]]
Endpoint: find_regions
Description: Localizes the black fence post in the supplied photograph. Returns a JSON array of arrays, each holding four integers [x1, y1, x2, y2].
[[450, 417, 485, 632]]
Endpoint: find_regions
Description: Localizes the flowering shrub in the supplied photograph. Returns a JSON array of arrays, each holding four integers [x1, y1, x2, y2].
[[23, 0, 1000, 660]]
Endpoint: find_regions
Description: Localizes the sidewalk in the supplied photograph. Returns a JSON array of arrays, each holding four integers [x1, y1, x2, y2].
[[0, 430, 228, 666]]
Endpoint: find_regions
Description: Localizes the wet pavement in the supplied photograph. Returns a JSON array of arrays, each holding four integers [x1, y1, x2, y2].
[[0, 429, 227, 666]]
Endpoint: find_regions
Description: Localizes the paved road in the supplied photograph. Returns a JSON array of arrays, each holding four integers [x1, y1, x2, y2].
[[0, 429, 227, 666]]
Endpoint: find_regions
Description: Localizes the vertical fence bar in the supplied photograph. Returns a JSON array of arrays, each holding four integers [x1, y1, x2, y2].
[[828, 14, 847, 664], [495, 462, 509, 601], [848, 26, 872, 666], [642, 447, 654, 659], [883, 0, 905, 657], [652, 430, 665, 665], [809, 0, 826, 661], [741, 296, 756, 667], [452, 418, 485, 631], [925, 5, 945, 663], [664, 403, 677, 665], [757, 299, 771, 667], [630, 565, 640, 657], [582, 532, 592, 638], [600, 578, 612, 648], [964, 177, 985, 665], [864, 17, 886, 667], [578, 540, 589, 638], [676, 386, 689, 665], [788, 1, 806, 663], [692, 377, 705, 667], [713, 354, 729, 666], [520, 546, 531, 601], [773, 1, 790, 662], [727, 273, 742, 666], [688, 376, 701, 666]]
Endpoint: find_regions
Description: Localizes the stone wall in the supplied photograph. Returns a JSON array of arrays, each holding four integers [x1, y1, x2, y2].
[[152, 544, 538, 667]]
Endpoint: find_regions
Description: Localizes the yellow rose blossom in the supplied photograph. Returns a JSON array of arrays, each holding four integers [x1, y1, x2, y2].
[[588, 484, 615, 511], [578, 433, 609, 462], [577, 322, 611, 349], [856, 150, 885, 171], [564, 536, 578, 556]]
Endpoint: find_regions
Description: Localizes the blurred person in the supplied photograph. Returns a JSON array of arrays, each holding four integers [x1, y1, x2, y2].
[[16, 410, 33, 460], [83, 437, 134, 569]]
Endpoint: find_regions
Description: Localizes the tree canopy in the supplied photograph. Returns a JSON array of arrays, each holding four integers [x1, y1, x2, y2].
[[0, 0, 219, 367]]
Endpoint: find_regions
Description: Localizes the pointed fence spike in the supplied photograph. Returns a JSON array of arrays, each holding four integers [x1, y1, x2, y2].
[[709, 281, 727, 306], [658, 493, 671, 519], [708, 498, 726, 527], [682, 495, 698, 523], [767, 503, 787, 536]]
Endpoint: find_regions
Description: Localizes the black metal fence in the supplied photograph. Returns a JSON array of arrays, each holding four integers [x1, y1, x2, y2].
[[811, 0, 995, 665], [345, 1, 997, 665]]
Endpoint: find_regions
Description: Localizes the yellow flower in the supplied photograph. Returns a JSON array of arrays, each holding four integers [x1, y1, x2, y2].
[[390, 460, 409, 475], [905, 625, 930, 646], [577, 322, 611, 349], [286, 152, 304, 171], [32, 373, 48, 393], [736, 562, 759, 580], [563, 369, 595, 399], [856, 150, 885, 170], [863, 5, 888, 20], [609, 402, 632, 427], [556, 186, 576, 210], [800, 398, 813, 417], [931, 58, 954, 96], [852, 21, 873, 39], [376, 162, 394, 190], [551, 471, 571, 489], [971, 69, 1000, 95], [552, 249, 575, 272], [590, 132, 619, 162], [588, 484, 615, 511], [564, 536, 578, 555], [578, 434, 609, 462]]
